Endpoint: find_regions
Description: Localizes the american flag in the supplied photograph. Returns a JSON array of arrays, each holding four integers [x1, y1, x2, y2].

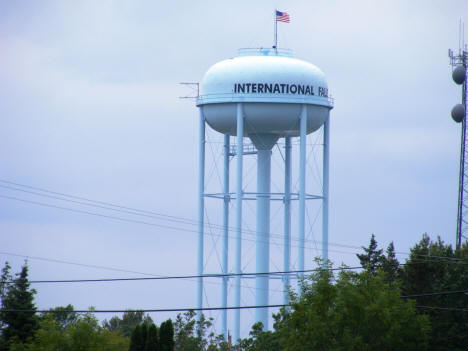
[[276, 10, 290, 23]]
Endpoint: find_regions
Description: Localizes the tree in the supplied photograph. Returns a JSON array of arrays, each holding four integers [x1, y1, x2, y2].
[[273, 266, 430, 351], [400, 234, 468, 351], [0, 263, 38, 350], [381, 242, 401, 285], [10, 311, 129, 351], [356, 234, 383, 274], [141, 324, 148, 350], [129, 324, 145, 351], [103, 310, 153, 337], [145, 324, 159, 351], [42, 304, 78, 329], [0, 262, 12, 336], [237, 322, 279, 351], [159, 319, 174, 351]]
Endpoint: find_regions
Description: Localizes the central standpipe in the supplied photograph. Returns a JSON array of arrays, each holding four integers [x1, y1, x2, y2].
[[250, 134, 279, 330], [234, 103, 244, 342], [298, 105, 307, 278]]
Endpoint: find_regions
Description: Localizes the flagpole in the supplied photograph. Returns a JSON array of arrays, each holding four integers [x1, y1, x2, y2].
[[274, 9, 277, 50]]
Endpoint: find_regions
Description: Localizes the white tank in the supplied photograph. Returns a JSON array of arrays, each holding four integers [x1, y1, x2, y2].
[[197, 48, 333, 137]]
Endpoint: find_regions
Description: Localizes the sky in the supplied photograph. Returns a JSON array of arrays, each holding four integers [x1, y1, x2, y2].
[[1, 0, 467, 338]]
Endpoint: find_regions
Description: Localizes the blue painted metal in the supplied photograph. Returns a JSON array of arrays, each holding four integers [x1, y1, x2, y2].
[[234, 103, 244, 342], [283, 137, 291, 304], [197, 110, 205, 321], [222, 134, 230, 338], [322, 119, 330, 265], [254, 146, 272, 330], [298, 105, 307, 279], [249, 133, 278, 329]]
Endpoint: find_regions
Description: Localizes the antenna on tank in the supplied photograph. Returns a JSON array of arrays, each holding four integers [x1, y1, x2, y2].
[[179, 82, 199, 99]]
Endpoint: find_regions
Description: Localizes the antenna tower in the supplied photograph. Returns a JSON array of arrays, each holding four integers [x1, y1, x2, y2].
[[449, 21, 468, 249]]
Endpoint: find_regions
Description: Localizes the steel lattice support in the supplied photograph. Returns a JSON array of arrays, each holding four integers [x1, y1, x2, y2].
[[449, 47, 468, 248]]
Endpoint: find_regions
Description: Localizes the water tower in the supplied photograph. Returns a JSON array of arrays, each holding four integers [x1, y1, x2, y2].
[[195, 48, 333, 341]]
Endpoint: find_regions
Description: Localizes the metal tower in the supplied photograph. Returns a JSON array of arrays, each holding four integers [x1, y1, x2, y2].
[[449, 36, 468, 249]]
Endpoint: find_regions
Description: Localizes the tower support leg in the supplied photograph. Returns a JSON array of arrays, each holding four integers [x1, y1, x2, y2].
[[322, 118, 329, 266], [283, 137, 291, 304], [298, 105, 307, 281], [197, 110, 205, 320], [234, 103, 244, 343], [222, 134, 230, 339]]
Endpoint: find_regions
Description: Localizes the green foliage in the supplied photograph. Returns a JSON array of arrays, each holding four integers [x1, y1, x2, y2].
[[9, 311, 129, 351], [401, 234, 468, 351], [0, 262, 38, 350], [356, 236, 401, 285], [0, 262, 12, 336], [145, 323, 159, 351], [272, 266, 430, 351], [141, 324, 148, 350], [103, 310, 153, 337], [356, 234, 383, 274], [41, 304, 78, 329], [172, 311, 228, 351], [129, 324, 145, 351], [159, 319, 174, 351], [380, 242, 402, 285], [237, 322, 279, 351]]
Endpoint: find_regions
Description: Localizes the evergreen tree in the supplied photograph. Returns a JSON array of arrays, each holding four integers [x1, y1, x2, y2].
[[160, 319, 174, 351], [0, 262, 12, 337], [401, 234, 468, 351], [145, 323, 159, 351], [141, 323, 148, 350], [356, 234, 384, 274], [381, 242, 401, 284], [0, 263, 38, 350], [129, 324, 145, 351]]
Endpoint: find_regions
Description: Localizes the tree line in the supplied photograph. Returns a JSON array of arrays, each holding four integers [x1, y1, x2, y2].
[[1, 233, 468, 350]]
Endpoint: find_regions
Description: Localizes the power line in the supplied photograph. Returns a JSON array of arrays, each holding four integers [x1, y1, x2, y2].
[[416, 305, 468, 312], [0, 179, 371, 253], [2, 180, 464, 262], [4, 266, 363, 284], [0, 194, 352, 253], [401, 290, 468, 298], [0, 251, 288, 295], [2, 191, 465, 263], [2, 256, 467, 286], [0, 304, 288, 314], [0, 182, 319, 249], [3, 302, 468, 315], [0, 251, 165, 277]]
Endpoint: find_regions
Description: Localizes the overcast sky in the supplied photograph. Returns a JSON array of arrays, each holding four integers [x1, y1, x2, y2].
[[1, 0, 467, 337]]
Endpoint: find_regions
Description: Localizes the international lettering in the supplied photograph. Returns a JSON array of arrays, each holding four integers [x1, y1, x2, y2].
[[233, 83, 328, 97]]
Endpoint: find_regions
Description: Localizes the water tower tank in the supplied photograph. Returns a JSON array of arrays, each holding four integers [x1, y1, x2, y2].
[[197, 48, 333, 138]]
